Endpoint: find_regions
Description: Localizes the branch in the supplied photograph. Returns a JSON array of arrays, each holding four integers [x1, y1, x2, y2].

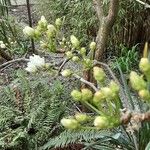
[[107, 0, 119, 23], [93, 0, 104, 20], [0, 58, 29, 69], [121, 111, 150, 124], [135, 0, 150, 8], [57, 58, 70, 74], [73, 74, 98, 92]]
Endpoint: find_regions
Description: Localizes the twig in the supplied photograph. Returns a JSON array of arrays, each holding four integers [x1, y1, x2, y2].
[[73, 74, 98, 92], [135, 0, 150, 8], [57, 58, 70, 74], [0, 58, 29, 69]]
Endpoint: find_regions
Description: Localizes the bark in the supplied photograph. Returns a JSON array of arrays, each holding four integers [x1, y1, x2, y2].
[[0, 48, 12, 61], [94, 0, 119, 61], [82, 0, 119, 87]]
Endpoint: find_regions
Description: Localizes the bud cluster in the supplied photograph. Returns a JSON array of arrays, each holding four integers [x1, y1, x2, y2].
[[23, 16, 62, 52], [130, 57, 150, 102], [64, 35, 96, 70], [61, 67, 121, 130], [23, 16, 97, 70], [61, 111, 119, 130]]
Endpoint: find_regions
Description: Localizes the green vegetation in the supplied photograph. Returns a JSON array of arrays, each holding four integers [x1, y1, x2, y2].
[[0, 0, 150, 150]]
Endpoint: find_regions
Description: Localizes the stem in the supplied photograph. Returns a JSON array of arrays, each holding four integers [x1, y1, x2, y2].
[[73, 74, 98, 92], [58, 58, 70, 74], [0, 58, 29, 69], [84, 101, 104, 115], [80, 126, 96, 130], [26, 0, 35, 53]]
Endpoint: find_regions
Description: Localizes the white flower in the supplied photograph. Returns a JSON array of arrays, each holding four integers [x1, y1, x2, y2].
[[25, 54, 46, 73], [25, 62, 37, 73], [29, 55, 45, 68], [23, 26, 35, 37], [0, 43, 6, 49], [0, 41, 3, 44]]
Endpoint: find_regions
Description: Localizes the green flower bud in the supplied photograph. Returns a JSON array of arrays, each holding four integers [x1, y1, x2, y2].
[[94, 116, 109, 129], [61, 118, 79, 129], [47, 24, 56, 38], [71, 90, 82, 101], [93, 67, 106, 82], [66, 51, 73, 59], [34, 29, 41, 38], [23, 26, 35, 37], [80, 47, 86, 56], [81, 88, 93, 101], [101, 87, 114, 99], [38, 16, 48, 28], [84, 58, 93, 69], [55, 18, 62, 27], [90, 42, 96, 51], [75, 113, 88, 122], [109, 81, 120, 94], [61, 69, 72, 77], [93, 91, 105, 103], [72, 56, 79, 62], [138, 89, 150, 101], [70, 35, 80, 48], [129, 71, 146, 91], [139, 58, 150, 73]]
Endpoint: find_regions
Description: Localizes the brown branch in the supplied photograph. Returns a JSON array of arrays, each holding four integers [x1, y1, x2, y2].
[[121, 111, 150, 124], [93, 0, 104, 21], [107, 0, 119, 22], [0, 58, 29, 69], [57, 58, 70, 74]]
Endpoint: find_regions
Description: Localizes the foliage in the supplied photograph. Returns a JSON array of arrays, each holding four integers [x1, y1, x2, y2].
[[34, 0, 98, 44], [35, 0, 149, 52], [0, 0, 29, 56], [111, 44, 139, 73], [0, 0, 11, 16], [23, 17, 150, 149], [0, 70, 71, 149], [48, 55, 150, 150]]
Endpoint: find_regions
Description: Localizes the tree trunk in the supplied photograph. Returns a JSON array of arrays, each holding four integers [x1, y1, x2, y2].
[[94, 0, 119, 61]]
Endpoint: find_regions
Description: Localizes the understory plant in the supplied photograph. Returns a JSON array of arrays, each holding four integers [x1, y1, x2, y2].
[[0, 0, 29, 56], [21, 17, 150, 150], [0, 70, 72, 149], [111, 44, 139, 73], [34, 0, 98, 44]]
